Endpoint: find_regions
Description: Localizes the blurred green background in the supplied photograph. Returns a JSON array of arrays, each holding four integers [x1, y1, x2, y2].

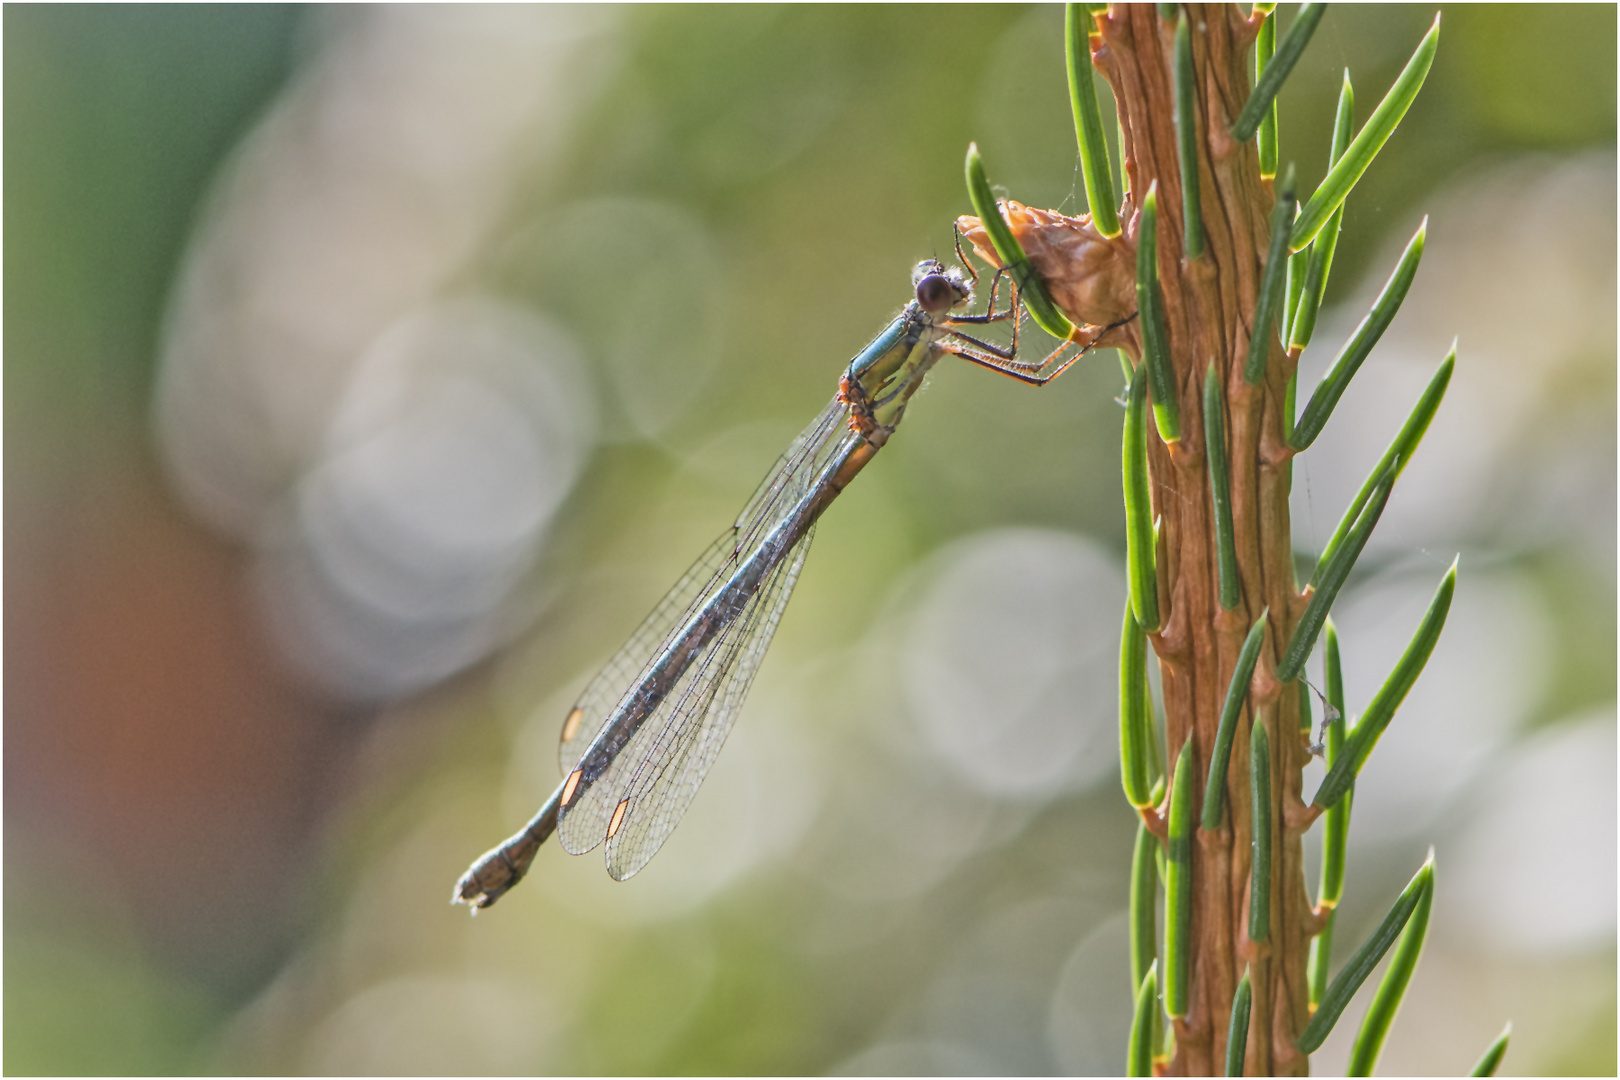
[[6, 5, 1614, 1075]]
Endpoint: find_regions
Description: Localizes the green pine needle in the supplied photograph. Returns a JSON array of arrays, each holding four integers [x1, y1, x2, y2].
[[1314, 560, 1456, 810], [1204, 364, 1240, 608], [1130, 813, 1161, 992], [1287, 71, 1354, 353], [1308, 345, 1453, 587], [1067, 4, 1122, 237], [1292, 14, 1441, 252], [1298, 854, 1434, 1053], [1292, 219, 1428, 452], [1123, 364, 1162, 633], [1164, 741, 1196, 1018], [1174, 11, 1204, 259], [1226, 969, 1252, 1076], [1308, 910, 1338, 1012], [1136, 184, 1182, 443], [1244, 164, 1297, 385], [1248, 719, 1272, 942], [1255, 10, 1278, 177], [1278, 467, 1395, 683], [1469, 1023, 1512, 1077], [1281, 239, 1308, 347], [1232, 2, 1328, 142], [1201, 610, 1268, 830], [1346, 853, 1436, 1075], [963, 143, 1077, 340], [1128, 965, 1159, 1077], [1317, 619, 1351, 901], [1119, 600, 1155, 806]]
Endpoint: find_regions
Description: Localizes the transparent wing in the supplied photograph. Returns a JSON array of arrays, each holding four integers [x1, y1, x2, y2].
[[556, 396, 849, 776], [605, 526, 813, 880], [554, 525, 813, 861], [558, 529, 736, 775]]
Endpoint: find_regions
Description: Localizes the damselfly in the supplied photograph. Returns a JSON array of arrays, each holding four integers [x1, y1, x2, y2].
[[455, 253, 1126, 909]]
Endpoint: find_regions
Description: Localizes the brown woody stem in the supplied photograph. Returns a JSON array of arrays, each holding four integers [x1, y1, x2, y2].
[[1029, 6, 1312, 1073]]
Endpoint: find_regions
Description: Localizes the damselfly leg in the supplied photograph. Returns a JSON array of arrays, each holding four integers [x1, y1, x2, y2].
[[945, 222, 1138, 387], [944, 310, 1139, 386]]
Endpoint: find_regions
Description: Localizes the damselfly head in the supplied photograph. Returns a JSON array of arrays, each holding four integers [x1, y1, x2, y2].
[[911, 259, 971, 315]]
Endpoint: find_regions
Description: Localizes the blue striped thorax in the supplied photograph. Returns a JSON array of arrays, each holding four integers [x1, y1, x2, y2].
[[838, 260, 971, 446]]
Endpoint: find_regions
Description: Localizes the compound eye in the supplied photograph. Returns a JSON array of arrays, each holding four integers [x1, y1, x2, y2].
[[916, 273, 956, 313]]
